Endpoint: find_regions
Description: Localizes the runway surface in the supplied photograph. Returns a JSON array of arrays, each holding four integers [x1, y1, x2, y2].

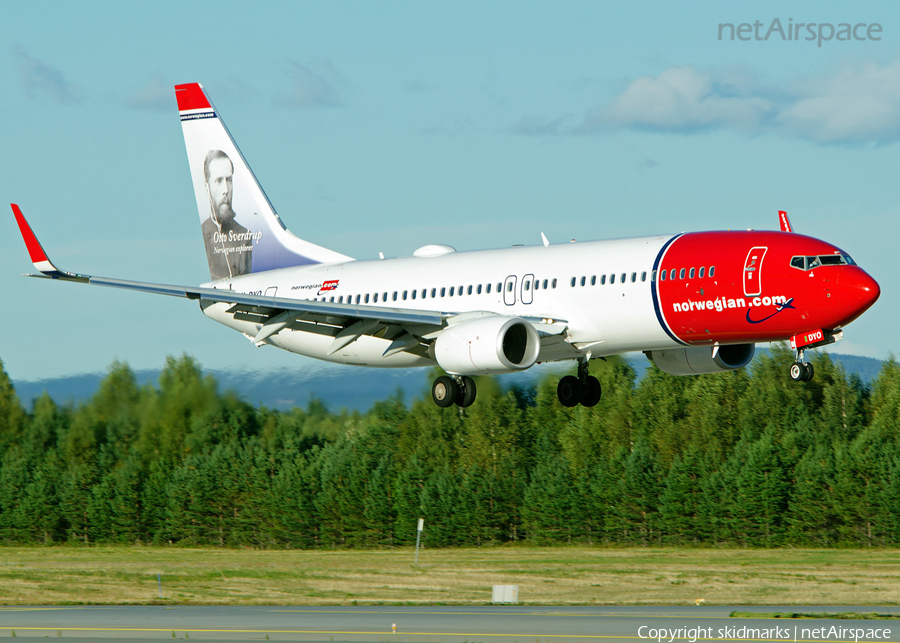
[[1, 605, 899, 643]]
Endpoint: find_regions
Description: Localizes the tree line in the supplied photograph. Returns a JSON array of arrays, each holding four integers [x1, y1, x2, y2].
[[1, 346, 899, 548]]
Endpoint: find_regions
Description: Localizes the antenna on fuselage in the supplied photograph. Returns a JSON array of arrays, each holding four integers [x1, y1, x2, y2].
[[540, 232, 549, 247]]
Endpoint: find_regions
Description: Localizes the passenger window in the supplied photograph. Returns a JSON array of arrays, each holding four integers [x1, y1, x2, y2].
[[525, 280, 531, 291], [631, 272, 637, 283], [641, 271, 647, 282], [356, 295, 361, 304], [709, 266, 715, 277], [468, 285, 473, 295], [477, 284, 482, 294], [393, 292, 398, 301], [365, 294, 370, 303], [507, 281, 514, 292], [660, 270, 666, 281], [552, 279, 557, 288], [441, 287, 446, 297], [373, 293, 379, 303], [689, 268, 695, 279], [610, 274, 616, 284], [679, 268, 685, 279], [699, 267, 705, 278], [580, 276, 586, 286], [543, 279, 548, 289], [330, 296, 335, 302], [486, 283, 492, 294], [431, 288, 436, 298], [670, 269, 676, 280], [621, 273, 626, 283], [591, 275, 596, 285], [338, 296, 344, 303], [571, 277, 576, 287], [497, 282, 502, 292], [403, 291, 408, 300], [601, 275, 607, 285], [411, 290, 416, 300], [449, 287, 454, 296]]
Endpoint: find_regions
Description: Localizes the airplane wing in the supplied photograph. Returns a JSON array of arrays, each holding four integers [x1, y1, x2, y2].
[[13, 205, 570, 357]]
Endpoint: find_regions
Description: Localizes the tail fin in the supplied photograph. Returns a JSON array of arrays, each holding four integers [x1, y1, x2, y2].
[[175, 83, 352, 281]]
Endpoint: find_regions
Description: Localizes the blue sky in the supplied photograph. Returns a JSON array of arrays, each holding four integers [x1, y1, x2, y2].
[[2, 0, 897, 382]]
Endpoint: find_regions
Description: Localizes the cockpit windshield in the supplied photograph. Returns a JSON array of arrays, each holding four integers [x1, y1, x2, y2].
[[790, 254, 856, 270]]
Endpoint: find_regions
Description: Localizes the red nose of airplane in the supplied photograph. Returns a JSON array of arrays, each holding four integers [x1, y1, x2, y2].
[[837, 268, 880, 325]]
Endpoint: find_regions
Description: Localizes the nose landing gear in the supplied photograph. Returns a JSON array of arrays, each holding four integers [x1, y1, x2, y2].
[[557, 359, 602, 407], [788, 329, 841, 383], [789, 356, 814, 382]]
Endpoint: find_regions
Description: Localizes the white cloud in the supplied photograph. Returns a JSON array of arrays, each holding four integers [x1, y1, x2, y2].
[[276, 60, 343, 109], [13, 46, 81, 104], [777, 61, 900, 144], [585, 66, 773, 133], [126, 75, 172, 112], [574, 60, 900, 145], [512, 114, 570, 136]]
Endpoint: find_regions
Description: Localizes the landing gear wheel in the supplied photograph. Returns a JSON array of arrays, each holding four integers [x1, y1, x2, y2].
[[580, 376, 602, 407], [557, 375, 582, 407], [802, 362, 814, 382], [432, 376, 458, 407], [789, 362, 805, 382], [456, 376, 477, 408]]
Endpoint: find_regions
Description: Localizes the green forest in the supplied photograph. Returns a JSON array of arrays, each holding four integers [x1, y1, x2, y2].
[[1, 345, 899, 549]]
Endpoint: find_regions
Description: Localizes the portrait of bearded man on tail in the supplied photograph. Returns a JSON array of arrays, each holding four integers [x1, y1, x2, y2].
[[201, 149, 253, 280]]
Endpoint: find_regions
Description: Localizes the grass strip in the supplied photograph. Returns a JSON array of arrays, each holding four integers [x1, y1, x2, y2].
[[3, 546, 900, 606]]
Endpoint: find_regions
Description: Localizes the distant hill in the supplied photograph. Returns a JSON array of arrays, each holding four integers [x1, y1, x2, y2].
[[11, 352, 886, 413]]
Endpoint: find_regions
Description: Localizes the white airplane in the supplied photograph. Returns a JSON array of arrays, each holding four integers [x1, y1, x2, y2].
[[13, 83, 880, 407]]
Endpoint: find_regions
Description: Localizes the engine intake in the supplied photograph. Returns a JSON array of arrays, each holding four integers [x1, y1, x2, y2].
[[433, 316, 540, 375], [647, 343, 755, 375]]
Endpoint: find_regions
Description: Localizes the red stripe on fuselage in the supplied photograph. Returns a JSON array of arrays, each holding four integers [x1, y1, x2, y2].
[[656, 231, 878, 345], [175, 83, 211, 111]]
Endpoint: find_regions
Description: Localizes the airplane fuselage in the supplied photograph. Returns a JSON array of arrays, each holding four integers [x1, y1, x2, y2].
[[203, 229, 878, 369]]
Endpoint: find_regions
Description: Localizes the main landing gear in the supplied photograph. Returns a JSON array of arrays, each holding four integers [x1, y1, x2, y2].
[[557, 360, 602, 408], [432, 375, 477, 408]]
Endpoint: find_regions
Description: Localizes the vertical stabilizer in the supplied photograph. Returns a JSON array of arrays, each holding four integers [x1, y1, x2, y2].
[[175, 83, 352, 281]]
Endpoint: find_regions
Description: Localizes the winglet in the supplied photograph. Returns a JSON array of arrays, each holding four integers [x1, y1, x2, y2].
[[778, 210, 793, 233], [11, 204, 87, 281]]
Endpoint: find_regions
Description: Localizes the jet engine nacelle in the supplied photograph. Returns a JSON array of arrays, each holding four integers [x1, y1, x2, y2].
[[433, 316, 541, 375], [647, 343, 755, 375]]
